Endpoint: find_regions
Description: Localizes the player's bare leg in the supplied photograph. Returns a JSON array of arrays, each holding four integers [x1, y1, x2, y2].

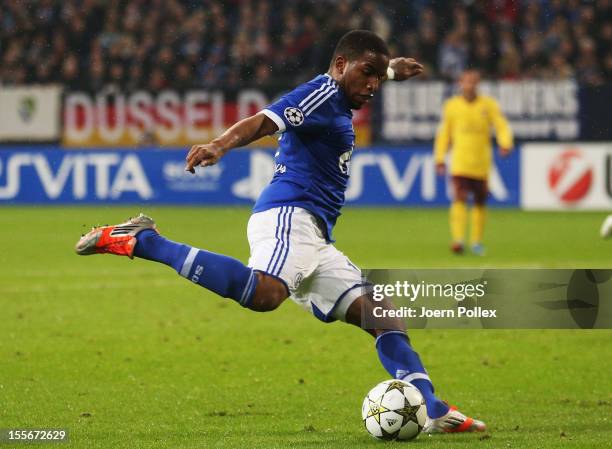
[[249, 274, 289, 312], [344, 295, 486, 433]]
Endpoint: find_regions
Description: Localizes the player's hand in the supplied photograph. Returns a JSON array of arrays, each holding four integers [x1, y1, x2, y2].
[[436, 163, 446, 177], [185, 143, 225, 173], [389, 58, 424, 81], [500, 148, 511, 158]]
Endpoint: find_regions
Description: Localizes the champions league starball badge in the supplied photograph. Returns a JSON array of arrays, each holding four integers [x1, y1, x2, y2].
[[284, 107, 304, 126]]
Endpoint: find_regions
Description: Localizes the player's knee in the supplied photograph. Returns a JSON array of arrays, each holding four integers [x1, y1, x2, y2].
[[375, 317, 406, 334], [357, 325, 410, 340], [249, 273, 289, 312], [454, 193, 468, 203], [345, 295, 407, 336], [362, 326, 407, 338]]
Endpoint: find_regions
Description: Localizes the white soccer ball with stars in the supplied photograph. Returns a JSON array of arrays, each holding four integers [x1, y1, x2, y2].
[[361, 379, 427, 441]]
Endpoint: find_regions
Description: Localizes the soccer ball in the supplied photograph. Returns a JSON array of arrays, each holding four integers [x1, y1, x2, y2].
[[361, 379, 427, 441]]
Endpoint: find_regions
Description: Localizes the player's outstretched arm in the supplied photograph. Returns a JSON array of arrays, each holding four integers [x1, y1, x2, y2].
[[185, 113, 278, 173], [489, 99, 514, 157], [386, 57, 424, 81]]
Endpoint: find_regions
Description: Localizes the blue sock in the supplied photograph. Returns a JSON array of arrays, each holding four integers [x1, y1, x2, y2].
[[376, 331, 449, 419], [133, 230, 191, 271], [133, 230, 258, 307]]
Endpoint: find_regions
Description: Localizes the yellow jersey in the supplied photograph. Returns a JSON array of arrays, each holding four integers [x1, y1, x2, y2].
[[434, 95, 513, 180]]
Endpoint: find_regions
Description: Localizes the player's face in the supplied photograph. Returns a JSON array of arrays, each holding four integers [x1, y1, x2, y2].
[[459, 71, 480, 97], [338, 51, 389, 109]]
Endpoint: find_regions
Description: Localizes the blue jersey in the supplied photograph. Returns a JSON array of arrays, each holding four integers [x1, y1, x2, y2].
[[253, 74, 355, 242]]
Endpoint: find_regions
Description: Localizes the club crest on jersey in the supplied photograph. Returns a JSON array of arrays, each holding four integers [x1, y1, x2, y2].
[[284, 107, 304, 126], [294, 272, 304, 289]]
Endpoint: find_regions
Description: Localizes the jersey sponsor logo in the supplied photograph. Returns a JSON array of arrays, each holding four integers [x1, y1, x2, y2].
[[548, 149, 593, 204], [339, 148, 353, 175], [284, 107, 304, 126]]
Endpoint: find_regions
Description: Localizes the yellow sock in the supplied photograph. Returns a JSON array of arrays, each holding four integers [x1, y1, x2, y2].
[[471, 205, 486, 244], [450, 201, 467, 243]]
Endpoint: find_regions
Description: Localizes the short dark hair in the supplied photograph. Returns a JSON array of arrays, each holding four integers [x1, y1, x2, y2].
[[331, 30, 389, 63]]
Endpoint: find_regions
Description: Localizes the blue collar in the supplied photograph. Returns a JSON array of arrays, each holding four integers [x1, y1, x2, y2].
[[322, 74, 352, 114]]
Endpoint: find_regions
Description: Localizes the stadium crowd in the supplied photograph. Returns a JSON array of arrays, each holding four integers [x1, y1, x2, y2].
[[1, 0, 611, 90]]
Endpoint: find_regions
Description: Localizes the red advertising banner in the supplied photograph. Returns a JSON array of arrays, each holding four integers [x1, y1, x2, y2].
[[63, 89, 371, 148]]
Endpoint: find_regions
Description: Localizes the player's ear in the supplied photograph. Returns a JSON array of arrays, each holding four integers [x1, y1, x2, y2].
[[335, 55, 347, 76]]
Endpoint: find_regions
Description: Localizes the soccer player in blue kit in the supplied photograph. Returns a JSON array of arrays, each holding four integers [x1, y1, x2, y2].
[[76, 30, 485, 434]]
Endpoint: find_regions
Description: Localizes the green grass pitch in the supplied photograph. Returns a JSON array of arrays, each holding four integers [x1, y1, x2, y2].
[[0, 207, 610, 448]]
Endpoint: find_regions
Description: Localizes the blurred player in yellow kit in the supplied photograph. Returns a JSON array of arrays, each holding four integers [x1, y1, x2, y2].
[[434, 69, 513, 255]]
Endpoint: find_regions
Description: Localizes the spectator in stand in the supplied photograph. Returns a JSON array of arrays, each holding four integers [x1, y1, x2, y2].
[[544, 52, 575, 80], [174, 62, 195, 92], [0, 0, 610, 88], [438, 30, 468, 80], [521, 35, 545, 78], [498, 47, 522, 80], [469, 23, 497, 77], [417, 6, 439, 72], [603, 51, 612, 79], [351, 1, 392, 42], [62, 53, 82, 90], [576, 37, 605, 85]]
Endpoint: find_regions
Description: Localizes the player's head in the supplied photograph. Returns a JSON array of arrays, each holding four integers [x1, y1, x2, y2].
[[458, 69, 481, 98], [329, 30, 390, 109]]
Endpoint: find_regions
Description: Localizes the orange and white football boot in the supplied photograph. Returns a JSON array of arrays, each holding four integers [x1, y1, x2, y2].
[[75, 213, 157, 259], [424, 405, 486, 434]]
